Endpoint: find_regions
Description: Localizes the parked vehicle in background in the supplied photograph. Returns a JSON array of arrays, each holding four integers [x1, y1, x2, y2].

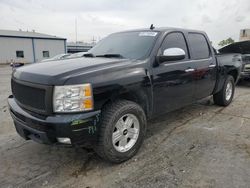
[[41, 53, 70, 62], [239, 54, 250, 79], [8, 27, 242, 163], [10, 62, 24, 69], [66, 52, 87, 59], [9, 58, 28, 69], [219, 40, 250, 79]]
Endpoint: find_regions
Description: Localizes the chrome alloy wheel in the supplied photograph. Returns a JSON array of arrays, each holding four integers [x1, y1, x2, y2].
[[225, 81, 233, 101], [112, 114, 140, 152]]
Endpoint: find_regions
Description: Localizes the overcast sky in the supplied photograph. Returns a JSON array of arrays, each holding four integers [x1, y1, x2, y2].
[[0, 0, 250, 47]]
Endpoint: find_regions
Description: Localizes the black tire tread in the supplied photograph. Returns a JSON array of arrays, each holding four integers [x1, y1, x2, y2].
[[213, 75, 235, 106], [95, 100, 146, 163]]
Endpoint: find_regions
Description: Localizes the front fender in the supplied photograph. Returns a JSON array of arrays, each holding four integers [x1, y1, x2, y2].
[[65, 63, 153, 117]]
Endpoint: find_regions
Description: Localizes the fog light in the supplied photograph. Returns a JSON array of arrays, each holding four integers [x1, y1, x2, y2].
[[57, 137, 71, 144]]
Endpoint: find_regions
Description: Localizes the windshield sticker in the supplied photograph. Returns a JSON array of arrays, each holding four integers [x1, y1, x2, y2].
[[139, 32, 158, 37]]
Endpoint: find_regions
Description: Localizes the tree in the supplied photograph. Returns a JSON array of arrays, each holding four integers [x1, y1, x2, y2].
[[218, 37, 235, 47]]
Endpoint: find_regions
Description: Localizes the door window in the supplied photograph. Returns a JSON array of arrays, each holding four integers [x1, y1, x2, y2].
[[161, 32, 189, 60], [188, 33, 210, 59]]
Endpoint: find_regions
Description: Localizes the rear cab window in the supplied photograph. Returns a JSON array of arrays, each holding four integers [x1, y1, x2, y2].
[[188, 33, 211, 60]]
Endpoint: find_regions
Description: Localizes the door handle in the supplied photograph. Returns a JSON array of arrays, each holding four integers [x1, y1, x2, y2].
[[209, 64, 216, 68], [185, 68, 195, 72]]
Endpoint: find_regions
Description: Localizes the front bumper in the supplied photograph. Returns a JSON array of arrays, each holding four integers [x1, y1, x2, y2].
[[8, 96, 101, 147]]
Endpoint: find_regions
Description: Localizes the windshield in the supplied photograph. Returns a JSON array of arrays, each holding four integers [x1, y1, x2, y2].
[[88, 31, 159, 60]]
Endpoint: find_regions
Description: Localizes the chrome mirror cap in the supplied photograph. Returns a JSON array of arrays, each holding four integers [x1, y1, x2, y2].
[[163, 48, 186, 57]]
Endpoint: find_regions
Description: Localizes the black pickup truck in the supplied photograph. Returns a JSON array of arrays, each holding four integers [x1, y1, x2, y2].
[[8, 27, 242, 163]]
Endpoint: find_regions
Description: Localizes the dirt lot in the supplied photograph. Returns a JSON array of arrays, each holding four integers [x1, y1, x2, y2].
[[1, 65, 250, 188]]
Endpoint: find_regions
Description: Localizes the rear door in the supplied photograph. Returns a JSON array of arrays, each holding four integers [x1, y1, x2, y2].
[[152, 31, 196, 115], [187, 33, 217, 99]]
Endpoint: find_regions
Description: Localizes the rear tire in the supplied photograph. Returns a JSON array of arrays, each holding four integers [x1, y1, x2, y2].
[[213, 75, 235, 106], [95, 100, 147, 163]]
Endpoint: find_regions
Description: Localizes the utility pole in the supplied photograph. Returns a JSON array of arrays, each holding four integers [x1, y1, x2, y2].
[[91, 36, 96, 44], [75, 18, 78, 45]]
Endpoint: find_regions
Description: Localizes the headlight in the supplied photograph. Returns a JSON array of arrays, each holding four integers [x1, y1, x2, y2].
[[53, 84, 93, 112]]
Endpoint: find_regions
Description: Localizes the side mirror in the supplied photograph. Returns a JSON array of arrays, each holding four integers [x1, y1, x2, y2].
[[158, 48, 186, 63]]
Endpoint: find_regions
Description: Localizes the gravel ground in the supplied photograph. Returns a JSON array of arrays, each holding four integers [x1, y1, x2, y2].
[[1, 65, 250, 188]]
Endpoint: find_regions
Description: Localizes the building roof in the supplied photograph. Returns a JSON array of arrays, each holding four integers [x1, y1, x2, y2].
[[0, 29, 66, 40], [115, 27, 206, 36]]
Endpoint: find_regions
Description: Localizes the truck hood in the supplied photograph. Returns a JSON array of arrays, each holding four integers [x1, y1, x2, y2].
[[219, 40, 250, 54], [13, 57, 133, 85]]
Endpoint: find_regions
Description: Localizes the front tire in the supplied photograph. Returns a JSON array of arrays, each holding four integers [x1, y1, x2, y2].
[[213, 75, 235, 106], [95, 100, 147, 163]]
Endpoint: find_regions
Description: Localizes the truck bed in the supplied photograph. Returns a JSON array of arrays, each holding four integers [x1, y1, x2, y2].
[[216, 53, 242, 68]]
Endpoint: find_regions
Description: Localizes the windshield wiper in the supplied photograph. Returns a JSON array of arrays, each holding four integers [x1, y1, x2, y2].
[[83, 53, 95, 57], [96, 54, 124, 58]]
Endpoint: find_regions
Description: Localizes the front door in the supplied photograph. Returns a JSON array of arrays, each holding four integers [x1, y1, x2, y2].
[[152, 32, 196, 115]]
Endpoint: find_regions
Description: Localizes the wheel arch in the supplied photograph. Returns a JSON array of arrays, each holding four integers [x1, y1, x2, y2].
[[227, 69, 239, 83], [100, 88, 152, 119]]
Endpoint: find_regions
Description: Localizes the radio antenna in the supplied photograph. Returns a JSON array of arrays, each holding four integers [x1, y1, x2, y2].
[[150, 24, 155, 30]]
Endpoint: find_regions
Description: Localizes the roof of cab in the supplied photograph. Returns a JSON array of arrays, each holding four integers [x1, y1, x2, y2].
[[115, 27, 205, 34]]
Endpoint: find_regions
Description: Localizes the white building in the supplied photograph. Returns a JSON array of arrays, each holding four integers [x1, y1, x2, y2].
[[240, 29, 250, 41], [0, 30, 66, 64]]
